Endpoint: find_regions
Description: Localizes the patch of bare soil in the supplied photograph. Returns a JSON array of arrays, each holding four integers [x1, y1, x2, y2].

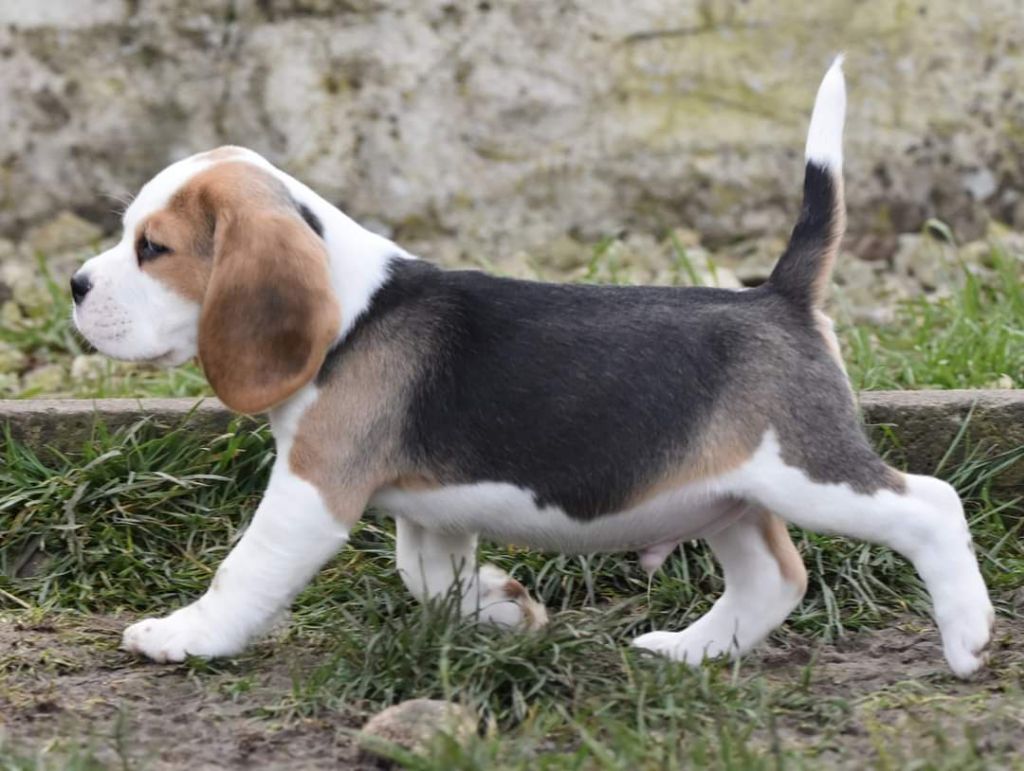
[[0, 615, 374, 770], [1, 613, 1021, 768], [758, 616, 1024, 767]]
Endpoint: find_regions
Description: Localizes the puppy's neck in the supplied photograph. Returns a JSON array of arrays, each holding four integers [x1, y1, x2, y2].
[[259, 183, 414, 428], [316, 200, 411, 342], [270, 171, 413, 343], [268, 381, 319, 449]]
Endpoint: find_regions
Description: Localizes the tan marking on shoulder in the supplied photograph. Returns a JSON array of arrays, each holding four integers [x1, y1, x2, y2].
[[288, 334, 423, 526], [288, 384, 389, 528], [288, 293, 448, 525], [756, 508, 807, 591]]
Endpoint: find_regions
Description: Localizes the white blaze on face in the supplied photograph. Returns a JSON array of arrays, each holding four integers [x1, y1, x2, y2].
[[72, 155, 216, 364]]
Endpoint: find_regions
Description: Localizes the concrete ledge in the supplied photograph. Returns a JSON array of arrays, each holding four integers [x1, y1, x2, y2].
[[0, 398, 243, 451], [859, 390, 1024, 489], [2, 391, 1022, 490]]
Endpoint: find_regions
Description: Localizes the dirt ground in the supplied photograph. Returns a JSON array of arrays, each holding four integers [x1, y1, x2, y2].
[[1, 614, 1022, 769], [757, 617, 1024, 767], [0, 615, 374, 770]]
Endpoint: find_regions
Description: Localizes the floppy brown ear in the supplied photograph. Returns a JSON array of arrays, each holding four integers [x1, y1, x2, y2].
[[198, 206, 340, 414]]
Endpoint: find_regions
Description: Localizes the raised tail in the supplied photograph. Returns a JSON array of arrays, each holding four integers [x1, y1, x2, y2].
[[768, 56, 846, 308]]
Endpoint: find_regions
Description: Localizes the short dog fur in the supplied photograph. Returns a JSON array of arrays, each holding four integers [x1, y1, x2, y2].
[[72, 60, 994, 677]]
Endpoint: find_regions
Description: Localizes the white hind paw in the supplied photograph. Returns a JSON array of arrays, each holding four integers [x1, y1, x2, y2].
[[941, 605, 995, 679]]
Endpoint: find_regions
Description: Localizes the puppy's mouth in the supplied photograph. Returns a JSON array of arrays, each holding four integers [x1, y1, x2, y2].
[[70, 321, 175, 366], [82, 341, 181, 367], [137, 349, 184, 367]]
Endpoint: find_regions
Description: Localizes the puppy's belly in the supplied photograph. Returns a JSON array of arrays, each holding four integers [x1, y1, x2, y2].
[[370, 481, 743, 554]]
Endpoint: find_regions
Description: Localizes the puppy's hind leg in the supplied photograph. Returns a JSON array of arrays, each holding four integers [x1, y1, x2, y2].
[[395, 518, 548, 630], [737, 433, 994, 678], [633, 506, 807, 663]]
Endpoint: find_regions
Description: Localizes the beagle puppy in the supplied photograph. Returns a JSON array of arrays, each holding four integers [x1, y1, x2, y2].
[[72, 60, 993, 678]]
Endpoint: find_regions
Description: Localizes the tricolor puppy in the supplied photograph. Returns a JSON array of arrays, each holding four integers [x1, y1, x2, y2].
[[72, 60, 993, 678]]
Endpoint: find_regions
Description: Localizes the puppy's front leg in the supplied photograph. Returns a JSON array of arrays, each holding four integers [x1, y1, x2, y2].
[[122, 461, 355, 663]]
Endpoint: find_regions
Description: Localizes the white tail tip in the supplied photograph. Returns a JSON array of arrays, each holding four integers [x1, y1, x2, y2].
[[804, 55, 846, 171]]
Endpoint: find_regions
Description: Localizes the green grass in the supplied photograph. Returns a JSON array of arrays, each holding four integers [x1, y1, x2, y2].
[[842, 245, 1024, 390], [1, 237, 1022, 399], [1, 417, 1022, 768]]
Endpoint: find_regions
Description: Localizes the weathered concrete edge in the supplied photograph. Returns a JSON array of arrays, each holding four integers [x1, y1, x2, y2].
[[857, 390, 1024, 490], [0, 397, 242, 453], [2, 391, 1022, 488]]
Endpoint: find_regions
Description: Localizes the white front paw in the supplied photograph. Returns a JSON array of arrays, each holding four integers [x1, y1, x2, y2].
[[475, 564, 548, 631], [632, 629, 726, 665], [122, 604, 241, 663]]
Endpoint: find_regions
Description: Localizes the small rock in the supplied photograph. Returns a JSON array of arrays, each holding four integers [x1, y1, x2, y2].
[[962, 167, 997, 202], [0, 342, 28, 374], [13, 280, 52, 318], [665, 227, 702, 250], [0, 373, 19, 395], [544, 235, 592, 272], [984, 374, 1016, 390], [709, 265, 742, 289], [358, 699, 476, 761], [1, 262, 52, 317], [731, 237, 786, 287], [1, 301, 24, 327], [1013, 585, 1024, 612], [958, 239, 992, 266], [891, 233, 959, 293], [21, 364, 66, 394], [71, 354, 107, 384], [25, 211, 103, 257]]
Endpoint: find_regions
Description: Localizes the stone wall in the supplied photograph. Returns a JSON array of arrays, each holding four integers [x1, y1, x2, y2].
[[1, 0, 1023, 264]]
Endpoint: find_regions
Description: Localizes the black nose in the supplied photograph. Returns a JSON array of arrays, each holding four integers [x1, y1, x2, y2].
[[70, 272, 92, 304]]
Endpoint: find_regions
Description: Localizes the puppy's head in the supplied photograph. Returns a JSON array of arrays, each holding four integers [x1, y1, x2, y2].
[[72, 147, 340, 413]]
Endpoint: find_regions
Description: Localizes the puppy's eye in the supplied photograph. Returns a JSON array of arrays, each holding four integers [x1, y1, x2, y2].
[[136, 236, 171, 264]]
